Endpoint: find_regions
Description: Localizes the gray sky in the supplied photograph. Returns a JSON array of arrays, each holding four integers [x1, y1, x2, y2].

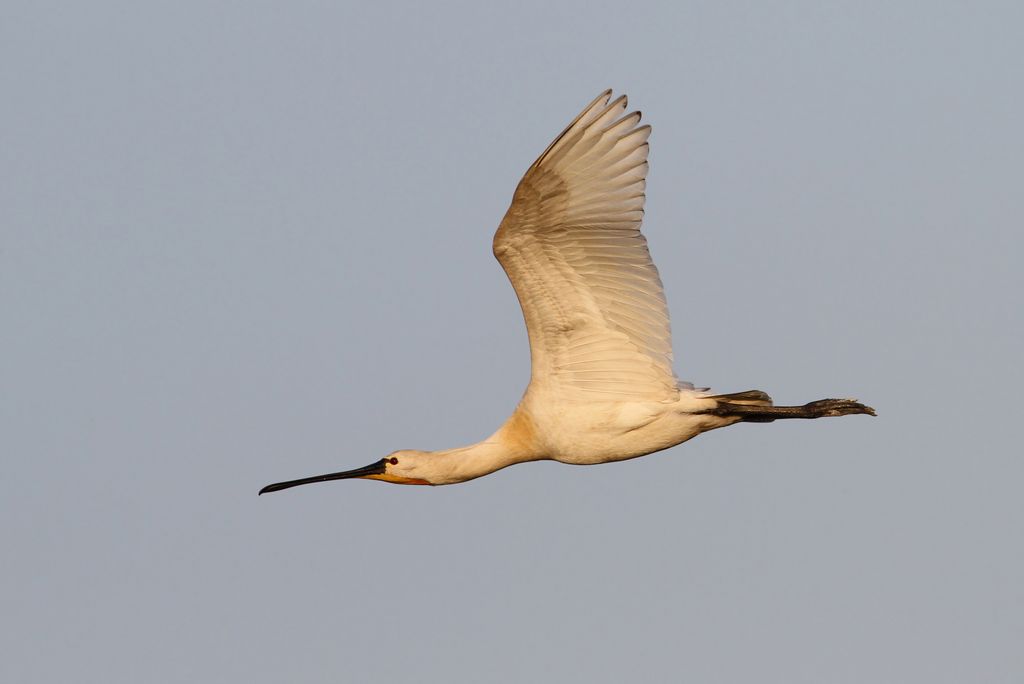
[[3, 2, 1022, 682]]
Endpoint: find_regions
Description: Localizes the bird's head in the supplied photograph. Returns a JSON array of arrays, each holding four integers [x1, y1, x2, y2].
[[259, 450, 433, 494], [367, 450, 435, 486]]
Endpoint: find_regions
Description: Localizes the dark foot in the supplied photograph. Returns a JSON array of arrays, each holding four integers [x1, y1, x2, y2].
[[704, 396, 877, 421], [803, 398, 877, 418]]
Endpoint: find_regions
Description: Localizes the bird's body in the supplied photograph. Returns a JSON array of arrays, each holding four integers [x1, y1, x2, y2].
[[508, 391, 718, 468], [260, 90, 874, 494]]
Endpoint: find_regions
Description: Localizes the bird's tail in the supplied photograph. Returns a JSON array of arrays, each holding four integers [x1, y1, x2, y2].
[[707, 389, 773, 407]]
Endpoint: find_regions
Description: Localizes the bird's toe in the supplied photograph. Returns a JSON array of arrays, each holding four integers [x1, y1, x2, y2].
[[805, 398, 876, 417]]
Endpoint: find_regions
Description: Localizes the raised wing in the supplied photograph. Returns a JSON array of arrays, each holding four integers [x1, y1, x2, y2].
[[493, 90, 679, 402]]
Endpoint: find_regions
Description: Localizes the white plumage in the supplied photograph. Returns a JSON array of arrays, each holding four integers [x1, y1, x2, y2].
[[494, 90, 676, 402], [260, 90, 874, 494]]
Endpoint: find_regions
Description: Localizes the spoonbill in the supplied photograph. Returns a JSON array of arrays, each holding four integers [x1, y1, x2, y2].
[[259, 90, 874, 494]]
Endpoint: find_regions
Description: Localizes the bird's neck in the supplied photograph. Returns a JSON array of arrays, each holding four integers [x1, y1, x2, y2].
[[429, 408, 545, 485]]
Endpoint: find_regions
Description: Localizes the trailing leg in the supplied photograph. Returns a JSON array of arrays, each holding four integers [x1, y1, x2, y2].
[[702, 392, 875, 423]]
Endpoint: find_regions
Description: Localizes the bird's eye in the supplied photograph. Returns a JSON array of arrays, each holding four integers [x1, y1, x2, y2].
[[389, 457, 399, 465]]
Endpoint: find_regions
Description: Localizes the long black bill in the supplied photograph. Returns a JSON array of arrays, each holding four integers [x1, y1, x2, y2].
[[259, 459, 387, 495]]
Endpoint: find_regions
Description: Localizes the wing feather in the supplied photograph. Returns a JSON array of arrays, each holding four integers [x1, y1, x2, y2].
[[493, 91, 680, 401]]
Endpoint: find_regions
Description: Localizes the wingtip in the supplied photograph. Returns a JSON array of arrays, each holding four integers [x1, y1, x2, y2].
[[608, 93, 628, 110]]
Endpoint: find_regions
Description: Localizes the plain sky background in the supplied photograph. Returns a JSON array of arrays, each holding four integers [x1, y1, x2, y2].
[[2, 2, 1022, 682]]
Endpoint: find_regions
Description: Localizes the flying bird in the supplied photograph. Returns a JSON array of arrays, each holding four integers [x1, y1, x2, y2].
[[260, 90, 874, 494]]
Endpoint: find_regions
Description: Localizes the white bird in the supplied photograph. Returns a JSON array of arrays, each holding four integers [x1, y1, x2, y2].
[[260, 90, 874, 494]]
